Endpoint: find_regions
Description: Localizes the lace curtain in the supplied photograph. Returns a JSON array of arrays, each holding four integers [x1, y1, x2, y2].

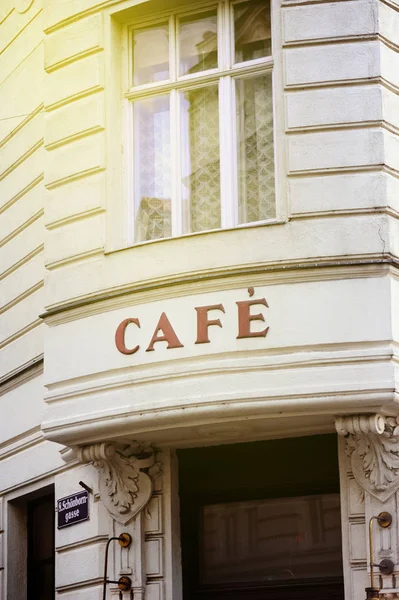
[[237, 74, 275, 224]]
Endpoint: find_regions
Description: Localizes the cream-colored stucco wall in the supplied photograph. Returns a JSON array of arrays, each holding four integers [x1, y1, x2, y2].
[[1, 0, 399, 599]]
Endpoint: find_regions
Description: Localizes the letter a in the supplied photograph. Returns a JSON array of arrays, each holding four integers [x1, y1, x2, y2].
[[146, 312, 184, 352]]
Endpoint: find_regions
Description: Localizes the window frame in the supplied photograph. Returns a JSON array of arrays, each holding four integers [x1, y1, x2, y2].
[[104, 0, 286, 253], [122, 0, 281, 246]]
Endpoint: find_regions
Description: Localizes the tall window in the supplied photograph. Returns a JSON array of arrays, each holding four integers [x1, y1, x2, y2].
[[127, 0, 275, 243]]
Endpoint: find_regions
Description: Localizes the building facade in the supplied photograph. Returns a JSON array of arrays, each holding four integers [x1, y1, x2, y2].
[[1, 0, 399, 599]]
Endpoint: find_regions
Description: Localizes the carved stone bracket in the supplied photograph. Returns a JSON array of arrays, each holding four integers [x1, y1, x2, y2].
[[336, 414, 399, 501], [78, 442, 161, 524]]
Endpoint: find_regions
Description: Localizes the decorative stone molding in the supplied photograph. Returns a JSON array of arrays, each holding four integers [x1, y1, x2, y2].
[[78, 442, 161, 524], [336, 414, 399, 502]]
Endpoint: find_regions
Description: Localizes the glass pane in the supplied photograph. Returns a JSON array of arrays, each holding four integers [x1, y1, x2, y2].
[[132, 24, 169, 85], [134, 95, 172, 242], [234, 0, 271, 63], [181, 85, 220, 233], [201, 493, 343, 585], [179, 11, 218, 76], [236, 73, 275, 223]]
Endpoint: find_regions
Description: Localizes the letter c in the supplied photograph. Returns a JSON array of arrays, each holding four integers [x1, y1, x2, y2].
[[115, 318, 141, 355]]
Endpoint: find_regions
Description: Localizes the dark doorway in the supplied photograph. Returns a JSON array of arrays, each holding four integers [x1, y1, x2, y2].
[[178, 434, 344, 600], [27, 491, 55, 600]]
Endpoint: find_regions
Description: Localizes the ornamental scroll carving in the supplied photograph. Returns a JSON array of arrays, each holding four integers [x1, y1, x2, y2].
[[336, 414, 399, 501], [78, 442, 161, 524]]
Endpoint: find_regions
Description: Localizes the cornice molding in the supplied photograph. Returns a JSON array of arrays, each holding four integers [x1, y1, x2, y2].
[[44, 388, 394, 447], [41, 256, 397, 326], [336, 414, 399, 501], [78, 442, 161, 524]]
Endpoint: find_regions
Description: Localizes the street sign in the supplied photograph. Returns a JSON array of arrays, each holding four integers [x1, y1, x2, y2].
[[57, 490, 89, 529]]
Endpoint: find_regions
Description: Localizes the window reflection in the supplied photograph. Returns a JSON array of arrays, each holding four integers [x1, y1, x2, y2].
[[132, 24, 169, 85], [234, 0, 271, 63], [179, 11, 218, 76], [201, 494, 343, 585]]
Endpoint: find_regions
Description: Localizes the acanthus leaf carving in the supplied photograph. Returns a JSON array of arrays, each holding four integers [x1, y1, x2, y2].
[[78, 442, 161, 524], [336, 414, 399, 501]]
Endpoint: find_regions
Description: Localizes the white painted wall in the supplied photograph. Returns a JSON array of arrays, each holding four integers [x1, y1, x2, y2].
[[1, 0, 399, 599]]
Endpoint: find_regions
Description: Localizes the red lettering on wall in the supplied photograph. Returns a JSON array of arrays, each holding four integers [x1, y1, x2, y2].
[[115, 318, 141, 355], [146, 312, 184, 352], [195, 304, 225, 344], [236, 297, 269, 339]]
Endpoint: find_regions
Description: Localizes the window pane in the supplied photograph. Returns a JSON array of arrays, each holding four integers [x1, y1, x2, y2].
[[132, 24, 169, 85], [179, 11, 218, 76], [181, 85, 220, 233], [234, 0, 271, 63], [134, 95, 172, 242], [236, 73, 275, 223], [201, 494, 343, 585]]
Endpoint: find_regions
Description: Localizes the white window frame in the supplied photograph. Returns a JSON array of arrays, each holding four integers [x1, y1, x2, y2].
[[103, 0, 285, 253], [122, 0, 280, 246]]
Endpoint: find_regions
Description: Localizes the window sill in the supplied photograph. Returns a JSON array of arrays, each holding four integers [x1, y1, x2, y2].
[[105, 217, 287, 256]]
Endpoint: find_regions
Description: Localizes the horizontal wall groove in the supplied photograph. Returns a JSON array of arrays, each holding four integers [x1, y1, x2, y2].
[[56, 578, 104, 594], [0, 139, 43, 182], [40, 255, 398, 322], [0, 209, 43, 248], [281, 0, 362, 6], [291, 207, 399, 221], [0, 429, 43, 461], [383, 120, 399, 137], [45, 166, 105, 190], [380, 0, 399, 14], [0, 104, 43, 149], [381, 78, 399, 96], [44, 86, 104, 113], [0, 319, 42, 351], [0, 39, 42, 88], [0, 8, 13, 26], [288, 164, 385, 177], [0, 426, 40, 451], [0, 244, 43, 281], [0, 281, 43, 316], [0, 7, 42, 57], [45, 125, 104, 151], [0, 355, 43, 395], [45, 248, 104, 271], [284, 77, 381, 92], [56, 535, 108, 553], [283, 34, 377, 49], [45, 207, 105, 231], [383, 164, 399, 180], [380, 34, 399, 53], [45, 46, 103, 74], [0, 174, 43, 215], [0, 462, 72, 496], [283, 34, 399, 53], [285, 121, 382, 135]]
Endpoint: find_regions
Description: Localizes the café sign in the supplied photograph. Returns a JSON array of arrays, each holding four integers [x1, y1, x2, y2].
[[115, 287, 269, 356]]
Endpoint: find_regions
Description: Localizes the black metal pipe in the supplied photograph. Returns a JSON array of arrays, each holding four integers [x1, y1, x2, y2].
[[102, 537, 120, 600]]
